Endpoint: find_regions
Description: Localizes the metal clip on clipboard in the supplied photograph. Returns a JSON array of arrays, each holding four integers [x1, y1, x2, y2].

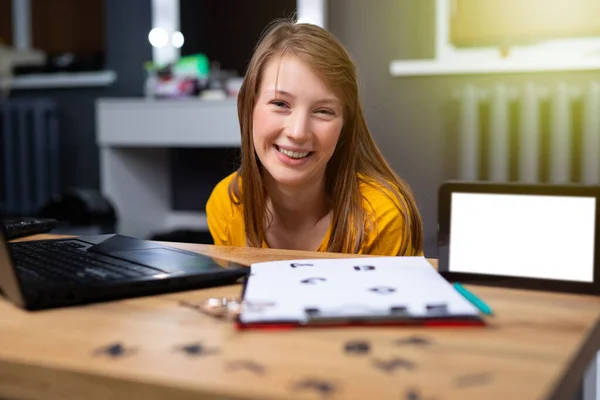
[[300, 304, 452, 326]]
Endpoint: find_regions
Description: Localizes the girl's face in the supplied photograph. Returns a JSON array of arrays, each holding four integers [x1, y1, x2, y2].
[[252, 55, 344, 189]]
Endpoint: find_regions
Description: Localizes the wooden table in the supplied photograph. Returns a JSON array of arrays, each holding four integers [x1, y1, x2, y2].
[[1, 234, 600, 400]]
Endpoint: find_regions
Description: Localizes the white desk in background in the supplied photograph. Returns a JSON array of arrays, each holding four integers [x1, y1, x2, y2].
[[95, 97, 240, 239]]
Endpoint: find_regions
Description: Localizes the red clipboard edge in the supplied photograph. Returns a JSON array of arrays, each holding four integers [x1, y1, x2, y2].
[[234, 318, 486, 331]]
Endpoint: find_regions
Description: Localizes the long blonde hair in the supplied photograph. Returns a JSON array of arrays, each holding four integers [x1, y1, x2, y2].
[[230, 19, 423, 255]]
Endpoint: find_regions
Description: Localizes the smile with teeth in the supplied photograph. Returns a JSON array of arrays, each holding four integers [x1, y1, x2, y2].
[[275, 145, 312, 159]]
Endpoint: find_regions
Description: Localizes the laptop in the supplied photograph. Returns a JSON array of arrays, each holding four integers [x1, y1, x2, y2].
[[0, 231, 250, 310], [437, 181, 600, 295]]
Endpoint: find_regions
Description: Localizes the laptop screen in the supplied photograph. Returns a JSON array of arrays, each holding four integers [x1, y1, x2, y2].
[[448, 192, 597, 283]]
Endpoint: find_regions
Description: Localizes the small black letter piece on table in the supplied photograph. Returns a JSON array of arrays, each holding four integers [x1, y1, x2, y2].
[[372, 357, 416, 373], [175, 342, 219, 357], [405, 388, 421, 400], [292, 378, 336, 397], [344, 340, 370, 355], [395, 336, 432, 347], [92, 342, 136, 358]]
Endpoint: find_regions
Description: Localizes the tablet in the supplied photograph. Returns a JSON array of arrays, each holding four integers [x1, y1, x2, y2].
[[437, 181, 600, 295]]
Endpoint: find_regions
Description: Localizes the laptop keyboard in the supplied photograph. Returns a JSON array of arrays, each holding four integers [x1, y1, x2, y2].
[[10, 241, 161, 283]]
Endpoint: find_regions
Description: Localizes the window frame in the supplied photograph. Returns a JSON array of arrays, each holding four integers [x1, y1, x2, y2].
[[390, 0, 600, 76]]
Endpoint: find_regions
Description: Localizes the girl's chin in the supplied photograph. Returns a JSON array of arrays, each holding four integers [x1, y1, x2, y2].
[[265, 168, 313, 188]]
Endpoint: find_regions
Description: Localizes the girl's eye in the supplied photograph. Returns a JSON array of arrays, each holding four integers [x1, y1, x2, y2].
[[316, 109, 335, 116], [271, 100, 288, 108]]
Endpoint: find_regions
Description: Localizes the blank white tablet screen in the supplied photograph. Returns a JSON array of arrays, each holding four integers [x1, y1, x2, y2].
[[449, 192, 596, 282]]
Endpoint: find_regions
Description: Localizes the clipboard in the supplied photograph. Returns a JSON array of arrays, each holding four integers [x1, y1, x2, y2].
[[235, 256, 486, 330]]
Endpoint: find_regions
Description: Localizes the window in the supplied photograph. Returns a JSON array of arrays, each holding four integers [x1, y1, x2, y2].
[[444, 0, 600, 62], [450, 0, 600, 48], [390, 0, 600, 76]]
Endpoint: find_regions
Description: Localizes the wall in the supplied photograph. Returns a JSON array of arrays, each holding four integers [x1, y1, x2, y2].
[[327, 0, 600, 257], [328, 0, 440, 256], [9, 0, 152, 192]]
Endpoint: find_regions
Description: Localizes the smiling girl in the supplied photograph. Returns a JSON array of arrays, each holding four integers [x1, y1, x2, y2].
[[206, 19, 423, 256]]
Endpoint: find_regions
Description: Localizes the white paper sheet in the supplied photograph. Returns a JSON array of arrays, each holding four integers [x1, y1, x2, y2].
[[239, 256, 481, 324]]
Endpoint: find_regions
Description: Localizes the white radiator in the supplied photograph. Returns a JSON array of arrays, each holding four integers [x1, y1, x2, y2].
[[0, 99, 60, 216], [456, 82, 600, 184]]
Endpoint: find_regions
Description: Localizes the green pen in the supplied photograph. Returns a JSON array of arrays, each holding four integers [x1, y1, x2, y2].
[[453, 282, 493, 316]]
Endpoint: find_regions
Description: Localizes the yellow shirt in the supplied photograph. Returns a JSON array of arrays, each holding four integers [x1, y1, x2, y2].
[[206, 172, 418, 256]]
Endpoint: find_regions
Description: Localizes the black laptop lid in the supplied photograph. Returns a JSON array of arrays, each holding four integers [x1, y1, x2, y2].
[[438, 181, 600, 295]]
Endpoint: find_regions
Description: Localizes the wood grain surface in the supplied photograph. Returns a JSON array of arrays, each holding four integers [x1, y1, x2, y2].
[[0, 234, 599, 400]]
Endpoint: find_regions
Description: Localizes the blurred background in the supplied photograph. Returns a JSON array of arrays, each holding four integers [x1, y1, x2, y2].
[[1, 0, 600, 258]]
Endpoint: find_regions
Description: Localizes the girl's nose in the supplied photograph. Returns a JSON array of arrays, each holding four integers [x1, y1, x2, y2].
[[285, 112, 310, 141]]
